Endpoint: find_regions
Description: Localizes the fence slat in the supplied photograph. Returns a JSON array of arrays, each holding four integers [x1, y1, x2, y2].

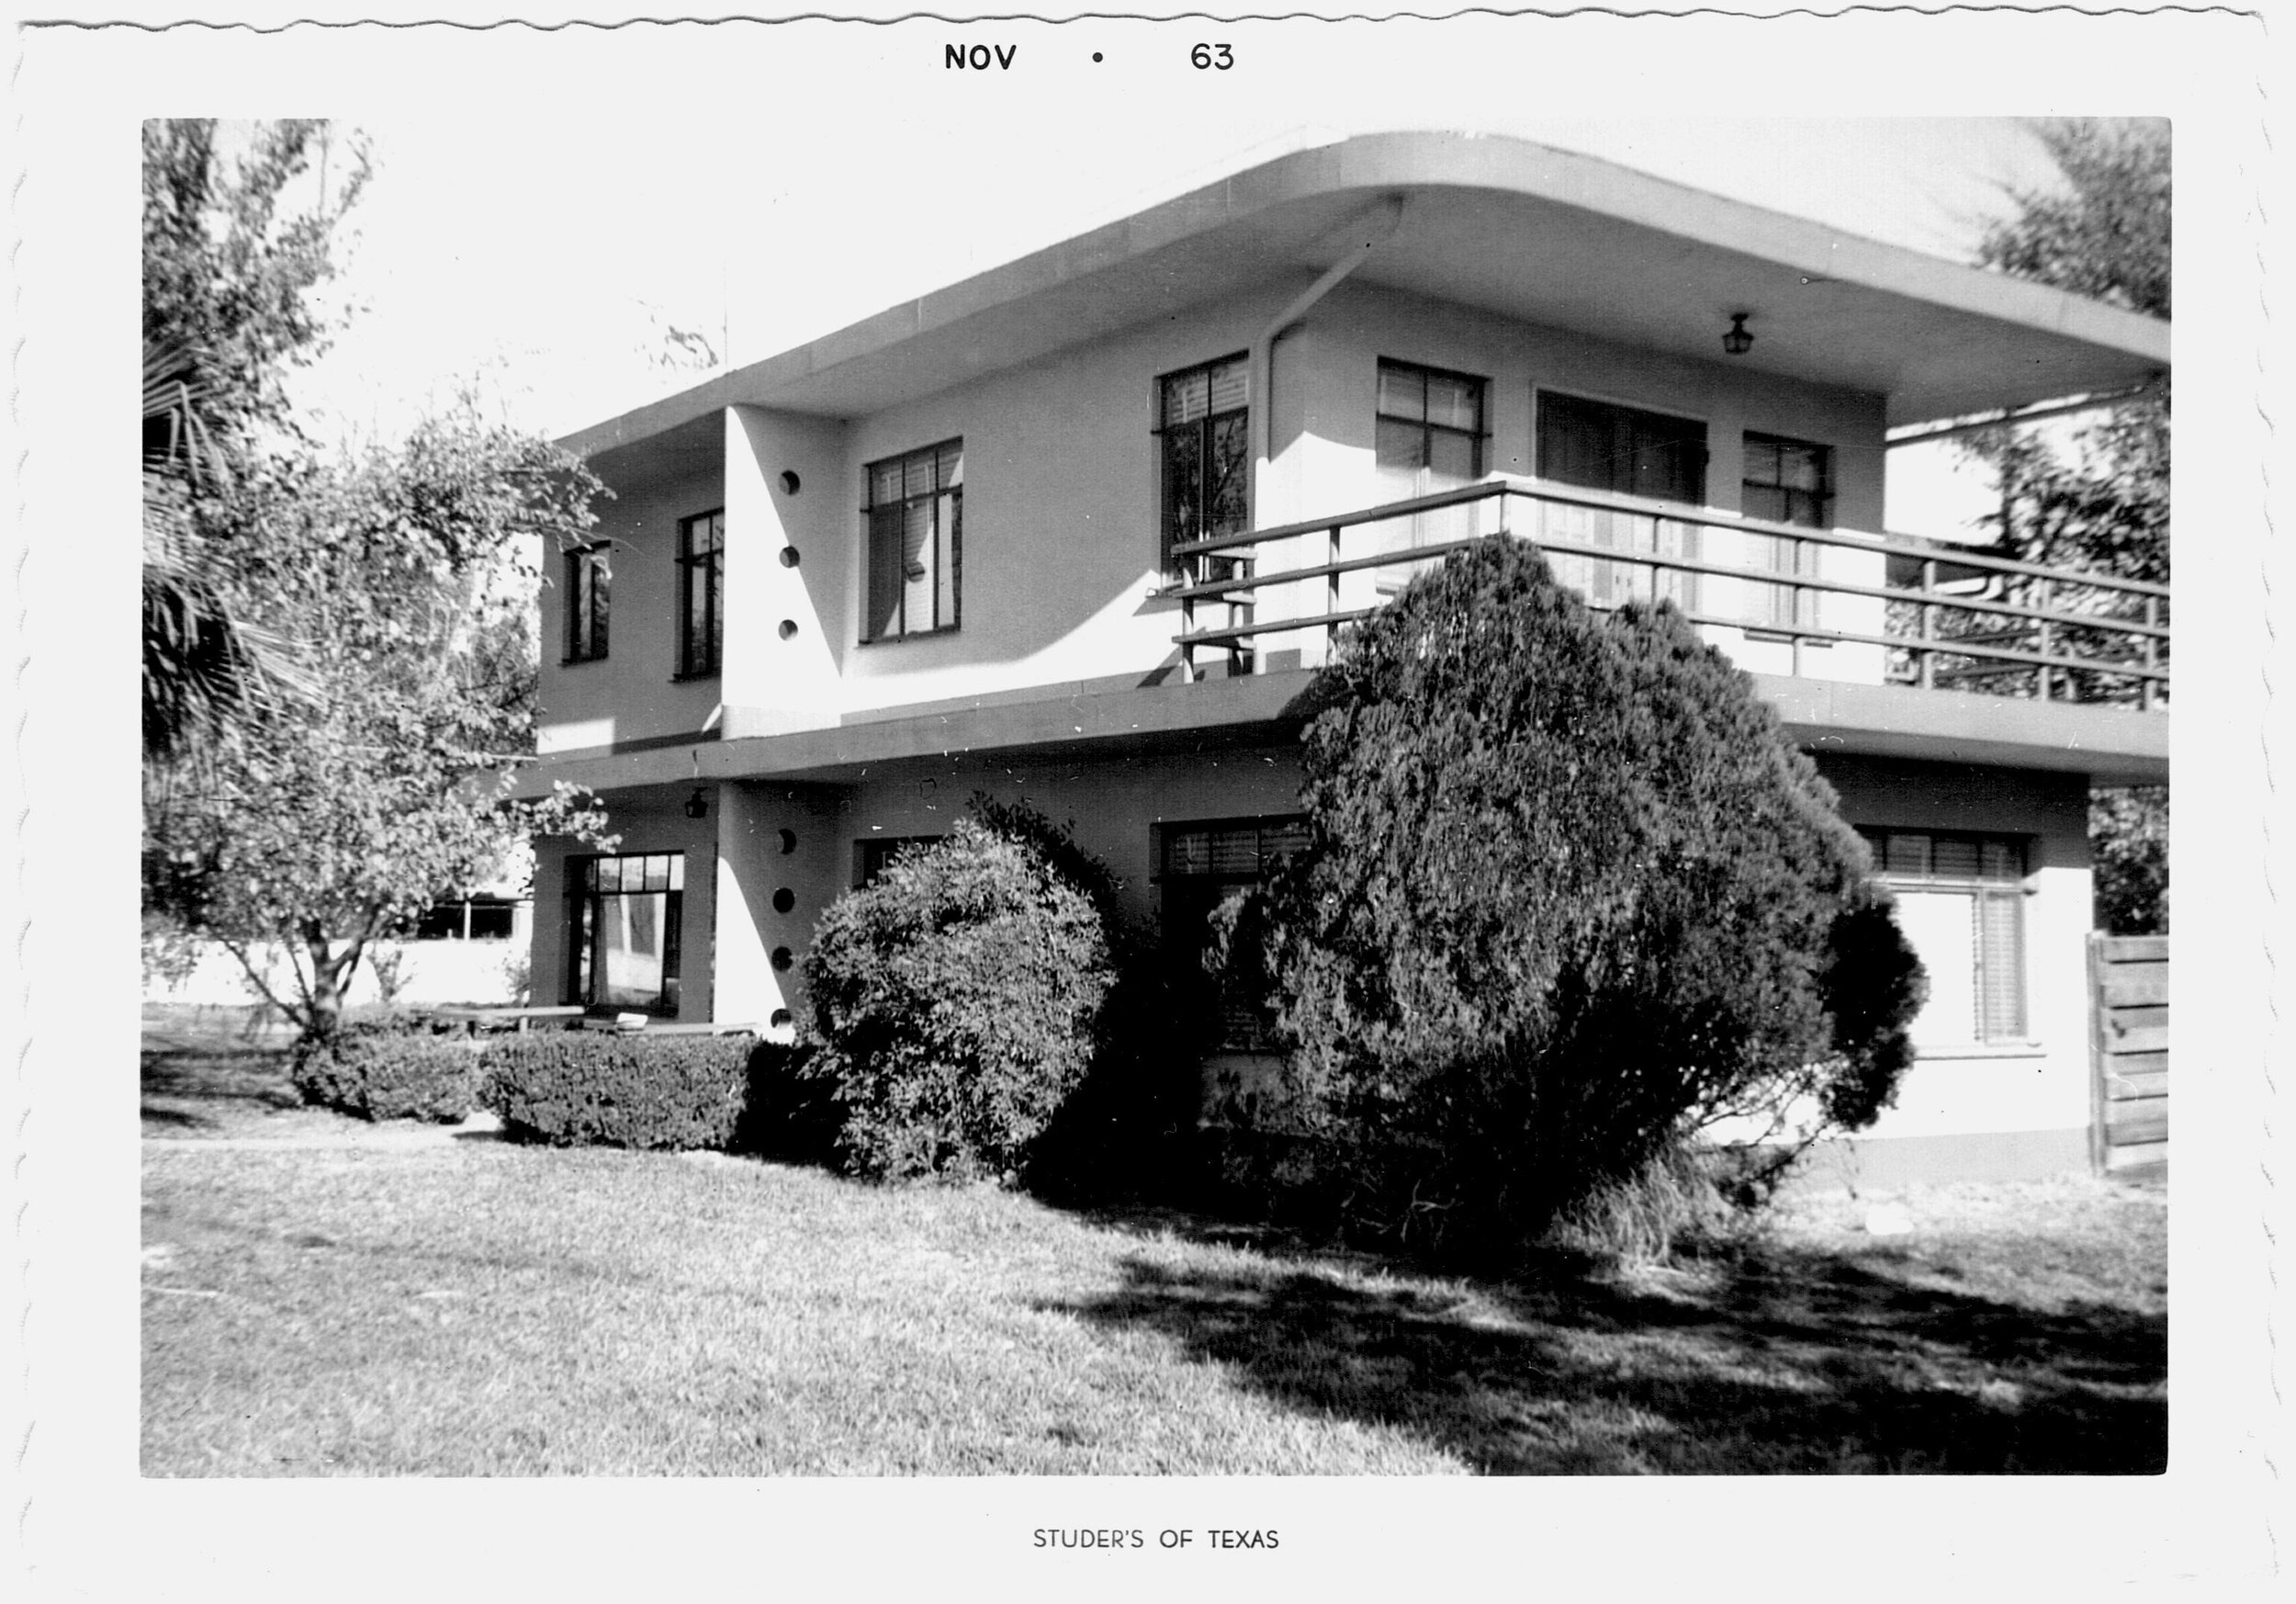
[[2101, 967, 2170, 1006]]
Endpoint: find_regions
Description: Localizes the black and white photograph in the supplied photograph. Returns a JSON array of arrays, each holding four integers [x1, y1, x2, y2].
[[6, 2, 2287, 1598]]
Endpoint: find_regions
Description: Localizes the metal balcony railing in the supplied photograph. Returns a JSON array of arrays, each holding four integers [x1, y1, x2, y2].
[[1167, 477, 2168, 710]]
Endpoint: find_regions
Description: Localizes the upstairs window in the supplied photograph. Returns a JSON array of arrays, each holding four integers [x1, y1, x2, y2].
[[1157, 354, 1250, 570], [568, 852, 684, 1015], [1373, 359, 1490, 586], [864, 440, 962, 642], [1536, 391, 1706, 506], [1861, 829, 2030, 1046], [676, 511, 724, 678], [1376, 359, 1486, 490], [1742, 433, 1834, 631], [1535, 391, 1705, 610], [564, 541, 610, 663]]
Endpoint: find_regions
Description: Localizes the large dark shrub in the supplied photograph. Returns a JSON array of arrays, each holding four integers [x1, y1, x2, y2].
[[731, 1038, 844, 1165], [291, 1012, 476, 1123], [1216, 537, 1923, 1257], [804, 818, 1115, 1182], [481, 1032, 752, 1150]]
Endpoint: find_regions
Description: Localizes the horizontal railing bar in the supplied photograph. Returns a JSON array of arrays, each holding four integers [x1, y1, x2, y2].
[[1165, 534, 1500, 599], [1179, 525, 2168, 643], [1180, 593, 2169, 680], [1178, 607, 1384, 649], [1171, 477, 2170, 599]]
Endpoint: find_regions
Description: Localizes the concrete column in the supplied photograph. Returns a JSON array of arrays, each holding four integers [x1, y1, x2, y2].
[[721, 404, 850, 735], [714, 780, 852, 1037]]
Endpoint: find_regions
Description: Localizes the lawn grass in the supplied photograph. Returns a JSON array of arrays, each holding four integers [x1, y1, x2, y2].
[[141, 1034, 2166, 1475]]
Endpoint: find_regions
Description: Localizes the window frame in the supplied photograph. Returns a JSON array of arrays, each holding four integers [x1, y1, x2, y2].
[[1375, 357, 1489, 483], [1860, 828, 2032, 1048], [563, 540, 611, 665], [1155, 815, 1311, 1053], [853, 833, 945, 887], [674, 510, 724, 680], [861, 439, 964, 644], [1740, 432, 1834, 634], [565, 851, 687, 1016], [1534, 389, 1709, 507], [1154, 352, 1253, 572]]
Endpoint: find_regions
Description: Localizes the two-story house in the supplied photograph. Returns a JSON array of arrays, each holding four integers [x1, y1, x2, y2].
[[516, 132, 2169, 1186]]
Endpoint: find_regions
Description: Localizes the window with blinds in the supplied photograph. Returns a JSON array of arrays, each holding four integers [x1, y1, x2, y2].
[[864, 441, 962, 642], [1157, 355, 1250, 570], [1861, 829, 2029, 1045], [1157, 816, 1311, 1052], [1534, 391, 1705, 612]]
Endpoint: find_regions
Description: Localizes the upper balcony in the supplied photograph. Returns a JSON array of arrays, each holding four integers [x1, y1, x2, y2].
[[1167, 476, 2167, 715]]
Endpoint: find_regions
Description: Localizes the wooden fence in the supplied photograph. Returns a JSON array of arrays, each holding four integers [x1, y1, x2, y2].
[[2089, 933, 2168, 1179]]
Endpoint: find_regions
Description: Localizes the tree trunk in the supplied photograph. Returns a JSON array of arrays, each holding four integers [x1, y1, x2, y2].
[[303, 928, 365, 1040]]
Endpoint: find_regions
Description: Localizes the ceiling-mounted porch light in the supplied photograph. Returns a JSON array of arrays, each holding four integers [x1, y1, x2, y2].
[[683, 787, 709, 820], [1722, 313, 1754, 356]]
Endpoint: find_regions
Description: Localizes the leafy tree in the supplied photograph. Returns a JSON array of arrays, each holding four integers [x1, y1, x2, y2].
[[1216, 539, 1922, 1255], [1968, 118, 2171, 930], [146, 412, 611, 1037], [142, 119, 367, 761]]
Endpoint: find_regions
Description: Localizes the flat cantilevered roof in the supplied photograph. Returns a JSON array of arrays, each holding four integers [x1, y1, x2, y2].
[[562, 130, 2170, 457]]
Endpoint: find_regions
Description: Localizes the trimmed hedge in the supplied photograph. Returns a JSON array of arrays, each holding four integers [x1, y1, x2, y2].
[[291, 1019, 478, 1124], [481, 1032, 757, 1151]]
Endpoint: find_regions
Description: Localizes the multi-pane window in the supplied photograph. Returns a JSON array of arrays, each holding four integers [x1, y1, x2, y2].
[[676, 511, 723, 678], [1535, 391, 1705, 610], [1373, 360, 1488, 582], [564, 542, 610, 663], [1158, 817, 1311, 1049], [864, 441, 962, 642], [412, 897, 519, 941], [1741, 434, 1833, 631], [1861, 829, 2029, 1046], [568, 852, 685, 1014], [1157, 355, 1251, 570]]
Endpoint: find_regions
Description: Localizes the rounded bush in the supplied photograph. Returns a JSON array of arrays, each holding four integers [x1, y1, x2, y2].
[[804, 818, 1115, 1182], [1220, 537, 1923, 1255], [292, 1021, 476, 1124]]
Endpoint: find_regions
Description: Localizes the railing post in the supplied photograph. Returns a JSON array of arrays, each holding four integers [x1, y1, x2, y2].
[[1327, 524, 1343, 656], [1919, 558, 1938, 689], [1179, 579, 1197, 685], [2034, 577, 2053, 702], [2141, 593, 2158, 711]]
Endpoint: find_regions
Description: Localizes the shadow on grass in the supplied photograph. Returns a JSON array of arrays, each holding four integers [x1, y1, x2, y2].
[[1046, 1243, 2165, 1474]]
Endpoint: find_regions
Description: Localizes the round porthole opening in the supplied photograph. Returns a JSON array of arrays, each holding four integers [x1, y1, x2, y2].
[[779, 547, 801, 569], [771, 887, 796, 914], [778, 619, 799, 640], [777, 828, 797, 854], [771, 946, 793, 972], [770, 1008, 793, 1029], [779, 470, 801, 495]]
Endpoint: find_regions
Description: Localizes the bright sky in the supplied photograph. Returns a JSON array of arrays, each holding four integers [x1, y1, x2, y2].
[[282, 101, 2070, 542]]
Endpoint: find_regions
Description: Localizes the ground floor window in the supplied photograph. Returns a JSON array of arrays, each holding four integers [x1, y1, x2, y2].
[[854, 834, 943, 887], [568, 852, 684, 1013], [412, 896, 520, 941], [1862, 829, 2029, 1046], [1157, 816, 1311, 1050]]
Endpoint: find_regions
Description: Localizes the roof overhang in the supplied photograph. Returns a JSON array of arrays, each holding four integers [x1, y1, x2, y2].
[[561, 130, 2171, 458], [514, 667, 2168, 798]]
